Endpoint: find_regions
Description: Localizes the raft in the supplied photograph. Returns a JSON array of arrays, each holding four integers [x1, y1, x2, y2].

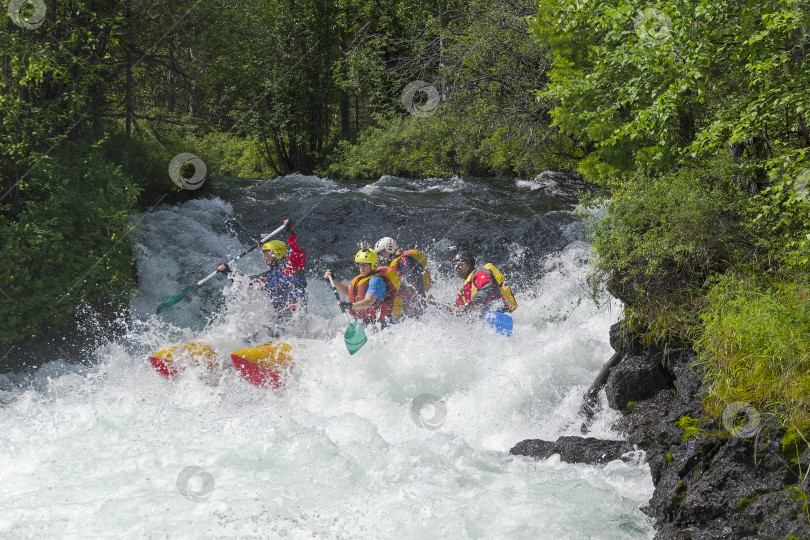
[[149, 341, 219, 378], [230, 342, 294, 388]]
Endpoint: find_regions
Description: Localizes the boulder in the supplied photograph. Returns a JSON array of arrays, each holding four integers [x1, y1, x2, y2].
[[510, 436, 637, 465], [605, 352, 672, 411]]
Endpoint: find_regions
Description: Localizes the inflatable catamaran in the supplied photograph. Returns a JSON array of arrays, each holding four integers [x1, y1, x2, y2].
[[149, 341, 295, 388]]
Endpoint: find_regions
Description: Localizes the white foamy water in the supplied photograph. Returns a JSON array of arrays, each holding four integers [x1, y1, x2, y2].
[[0, 192, 654, 539]]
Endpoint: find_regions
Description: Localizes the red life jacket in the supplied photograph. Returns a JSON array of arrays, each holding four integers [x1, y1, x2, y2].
[[348, 266, 403, 321]]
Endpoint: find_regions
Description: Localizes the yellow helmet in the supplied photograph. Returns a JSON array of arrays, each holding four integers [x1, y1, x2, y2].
[[354, 248, 379, 270], [262, 240, 287, 259]]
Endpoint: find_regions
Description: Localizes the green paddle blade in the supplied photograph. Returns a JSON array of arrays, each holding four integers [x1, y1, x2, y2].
[[344, 323, 367, 355], [156, 284, 200, 314]]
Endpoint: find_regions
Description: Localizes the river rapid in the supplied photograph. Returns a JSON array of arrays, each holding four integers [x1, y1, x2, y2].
[[0, 174, 654, 538]]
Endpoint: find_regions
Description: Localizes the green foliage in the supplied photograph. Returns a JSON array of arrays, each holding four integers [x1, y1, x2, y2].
[[736, 493, 761, 509], [326, 0, 576, 180], [588, 156, 753, 342], [325, 115, 459, 180], [114, 125, 273, 183], [782, 428, 809, 464], [787, 487, 810, 523], [324, 111, 571, 181], [626, 400, 637, 411], [539, 0, 810, 448], [751, 149, 810, 271], [529, 0, 810, 184], [675, 416, 703, 442], [697, 272, 810, 432], [195, 133, 272, 179], [0, 141, 141, 346]]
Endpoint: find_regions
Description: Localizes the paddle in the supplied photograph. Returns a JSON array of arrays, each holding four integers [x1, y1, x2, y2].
[[156, 223, 287, 314], [426, 298, 513, 336], [327, 274, 367, 355], [426, 297, 456, 313]]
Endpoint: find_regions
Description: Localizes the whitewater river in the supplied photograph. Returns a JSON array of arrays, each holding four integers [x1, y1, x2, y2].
[[0, 174, 654, 538]]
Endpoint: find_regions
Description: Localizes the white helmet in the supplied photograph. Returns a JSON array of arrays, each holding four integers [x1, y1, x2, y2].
[[374, 237, 399, 254]]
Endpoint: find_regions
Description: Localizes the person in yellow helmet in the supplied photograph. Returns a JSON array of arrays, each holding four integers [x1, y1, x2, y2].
[[324, 248, 402, 326], [218, 219, 307, 317]]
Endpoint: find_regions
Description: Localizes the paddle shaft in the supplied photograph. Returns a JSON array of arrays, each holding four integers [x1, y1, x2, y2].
[[156, 223, 287, 313], [198, 223, 287, 286], [426, 297, 457, 313], [327, 274, 352, 323]]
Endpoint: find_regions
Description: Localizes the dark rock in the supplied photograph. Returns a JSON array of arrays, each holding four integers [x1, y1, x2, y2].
[[609, 321, 645, 355], [514, 328, 810, 538], [605, 352, 672, 411], [800, 447, 810, 472], [510, 436, 637, 465], [639, 401, 806, 539], [669, 435, 785, 522], [740, 489, 810, 539], [669, 357, 704, 404]]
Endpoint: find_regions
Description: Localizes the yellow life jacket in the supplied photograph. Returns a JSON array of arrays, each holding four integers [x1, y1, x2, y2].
[[390, 249, 432, 293], [461, 263, 518, 312]]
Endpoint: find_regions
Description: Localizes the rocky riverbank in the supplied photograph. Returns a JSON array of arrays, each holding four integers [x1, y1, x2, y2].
[[512, 322, 810, 539]]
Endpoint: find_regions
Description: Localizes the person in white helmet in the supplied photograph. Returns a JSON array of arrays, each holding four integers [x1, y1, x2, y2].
[[374, 237, 432, 317]]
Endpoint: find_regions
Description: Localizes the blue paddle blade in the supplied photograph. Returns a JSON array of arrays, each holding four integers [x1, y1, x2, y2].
[[483, 312, 513, 337]]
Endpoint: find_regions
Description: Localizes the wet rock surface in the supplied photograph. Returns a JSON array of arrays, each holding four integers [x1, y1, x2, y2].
[[611, 325, 810, 539], [604, 350, 672, 411], [510, 436, 637, 464], [512, 321, 810, 538]]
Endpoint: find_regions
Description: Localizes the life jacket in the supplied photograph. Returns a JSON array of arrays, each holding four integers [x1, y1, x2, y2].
[[390, 249, 432, 294], [348, 266, 403, 321], [459, 263, 518, 312]]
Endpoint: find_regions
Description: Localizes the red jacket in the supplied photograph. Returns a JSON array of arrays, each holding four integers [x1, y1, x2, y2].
[[279, 233, 306, 277]]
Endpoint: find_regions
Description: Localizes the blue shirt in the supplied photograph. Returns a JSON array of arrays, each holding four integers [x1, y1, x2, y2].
[[366, 275, 386, 300]]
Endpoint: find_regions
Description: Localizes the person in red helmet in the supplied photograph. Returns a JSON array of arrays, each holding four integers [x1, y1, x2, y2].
[[451, 251, 517, 315], [374, 236, 432, 317]]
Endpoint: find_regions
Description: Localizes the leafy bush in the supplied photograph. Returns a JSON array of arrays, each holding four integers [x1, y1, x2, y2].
[[698, 272, 810, 432], [0, 142, 141, 346], [323, 112, 572, 181], [588, 156, 753, 342]]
